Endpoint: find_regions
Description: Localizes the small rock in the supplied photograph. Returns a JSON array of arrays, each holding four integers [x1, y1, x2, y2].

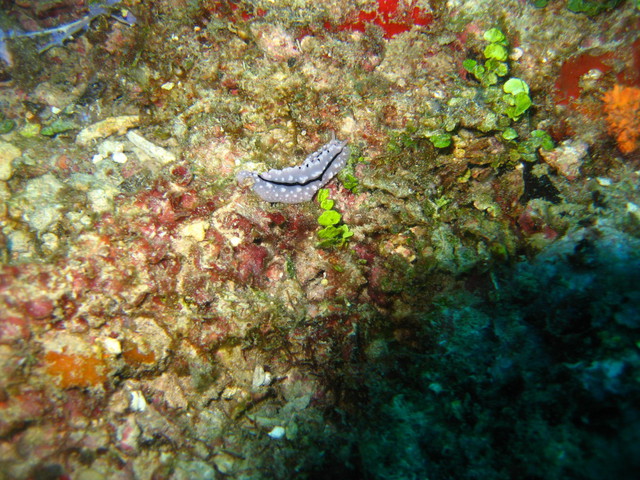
[[126, 131, 176, 165], [40, 232, 60, 255], [627, 202, 640, 227], [252, 365, 272, 388], [122, 316, 172, 372], [172, 460, 216, 480], [33, 82, 79, 109], [25, 205, 62, 232], [116, 415, 141, 454], [0, 141, 21, 180], [540, 140, 588, 180], [87, 188, 116, 214], [0, 182, 9, 218], [92, 139, 127, 164], [75, 469, 106, 480], [147, 372, 189, 409], [76, 115, 140, 146], [6, 229, 35, 259], [251, 23, 300, 61], [179, 220, 208, 242], [212, 452, 236, 474], [596, 177, 612, 186], [129, 390, 147, 412], [267, 426, 285, 439], [101, 337, 122, 355], [12, 174, 64, 233]]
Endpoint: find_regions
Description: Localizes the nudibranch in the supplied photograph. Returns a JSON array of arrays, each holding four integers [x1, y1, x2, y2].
[[237, 137, 350, 204]]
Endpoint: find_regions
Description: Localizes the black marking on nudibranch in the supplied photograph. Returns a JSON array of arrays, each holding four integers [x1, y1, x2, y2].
[[237, 137, 350, 204]]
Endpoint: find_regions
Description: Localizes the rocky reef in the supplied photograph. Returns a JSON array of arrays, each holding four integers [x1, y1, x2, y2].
[[0, 0, 639, 479]]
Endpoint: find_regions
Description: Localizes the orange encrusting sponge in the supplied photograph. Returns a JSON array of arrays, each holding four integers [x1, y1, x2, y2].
[[45, 351, 107, 388], [602, 85, 640, 154]]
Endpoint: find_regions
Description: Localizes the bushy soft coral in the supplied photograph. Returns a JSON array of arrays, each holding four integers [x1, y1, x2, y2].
[[603, 84, 640, 154]]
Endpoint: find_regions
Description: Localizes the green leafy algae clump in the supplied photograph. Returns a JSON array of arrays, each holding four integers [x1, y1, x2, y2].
[[341, 173, 360, 193], [463, 28, 509, 87], [567, 0, 622, 15], [316, 189, 353, 249], [0, 112, 15, 134], [458, 27, 540, 157], [428, 132, 452, 149], [515, 129, 555, 162], [40, 118, 78, 137], [502, 78, 532, 121]]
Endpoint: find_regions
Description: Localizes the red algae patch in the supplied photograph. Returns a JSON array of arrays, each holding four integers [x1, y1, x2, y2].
[[555, 53, 613, 105], [329, 0, 432, 39], [45, 350, 107, 388]]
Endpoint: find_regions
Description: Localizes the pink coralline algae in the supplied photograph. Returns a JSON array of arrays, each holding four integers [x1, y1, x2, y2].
[[24, 297, 54, 320], [235, 243, 269, 283], [0, 316, 30, 343]]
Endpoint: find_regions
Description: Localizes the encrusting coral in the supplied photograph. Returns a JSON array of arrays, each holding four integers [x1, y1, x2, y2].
[[603, 84, 640, 154]]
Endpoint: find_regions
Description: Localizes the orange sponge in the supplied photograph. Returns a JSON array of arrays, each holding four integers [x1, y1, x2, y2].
[[603, 85, 640, 154], [45, 351, 107, 388]]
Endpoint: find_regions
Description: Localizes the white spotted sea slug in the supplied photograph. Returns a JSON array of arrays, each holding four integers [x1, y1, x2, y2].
[[237, 137, 350, 204]]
